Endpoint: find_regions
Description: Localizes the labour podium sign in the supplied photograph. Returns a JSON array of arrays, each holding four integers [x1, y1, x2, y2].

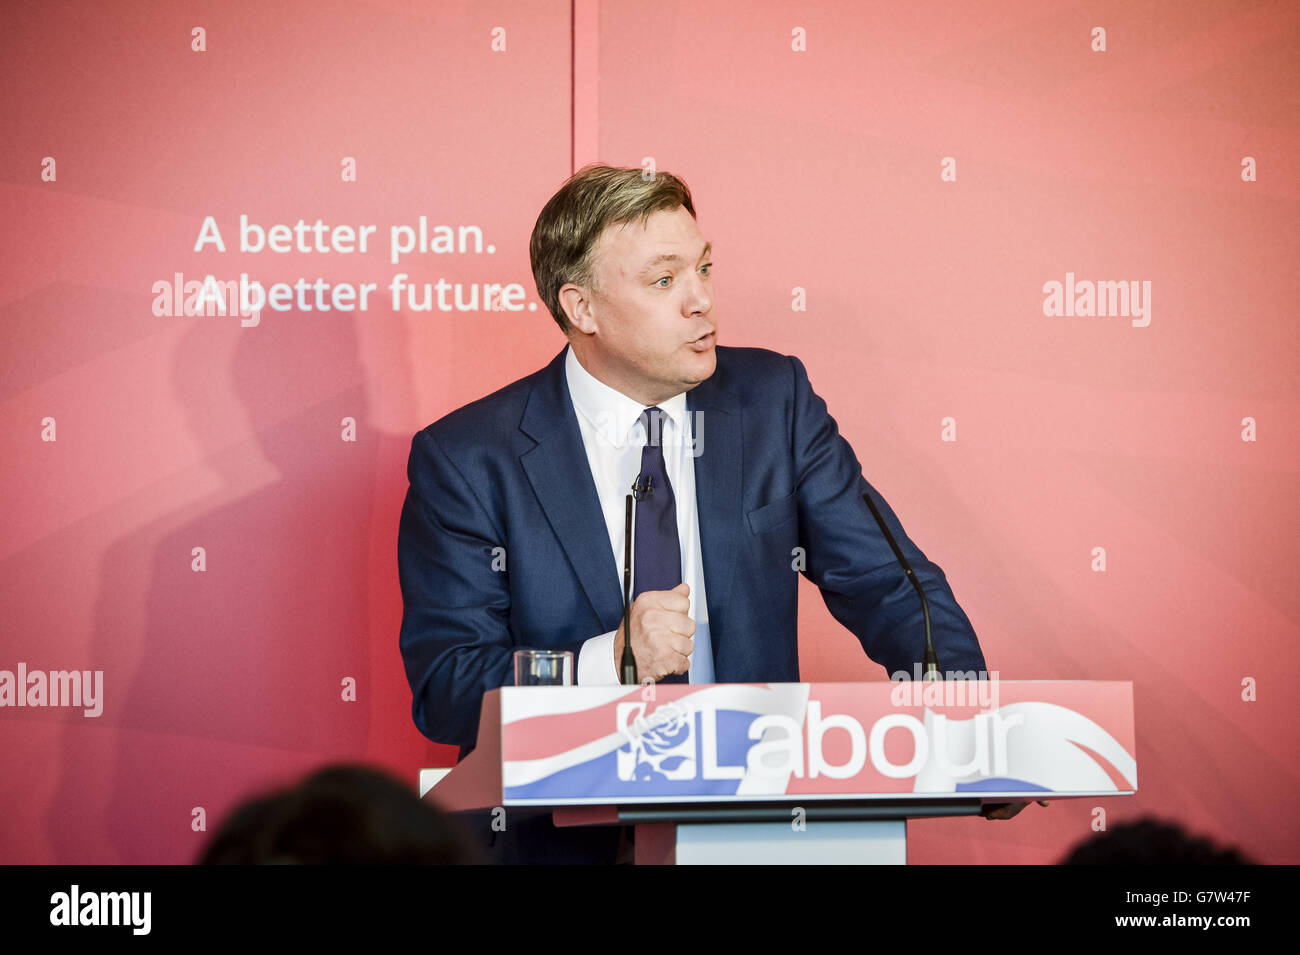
[[427, 680, 1136, 863]]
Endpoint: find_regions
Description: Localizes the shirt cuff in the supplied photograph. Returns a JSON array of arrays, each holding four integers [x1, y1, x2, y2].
[[578, 630, 620, 685]]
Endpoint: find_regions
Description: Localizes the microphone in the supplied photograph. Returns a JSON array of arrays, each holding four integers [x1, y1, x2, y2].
[[861, 492, 941, 682], [620, 493, 638, 685], [631, 474, 654, 500]]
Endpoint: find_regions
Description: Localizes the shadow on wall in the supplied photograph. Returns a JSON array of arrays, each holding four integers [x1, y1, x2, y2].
[[45, 307, 398, 863]]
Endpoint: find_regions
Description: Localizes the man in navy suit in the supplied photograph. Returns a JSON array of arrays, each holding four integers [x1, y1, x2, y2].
[[398, 165, 989, 862]]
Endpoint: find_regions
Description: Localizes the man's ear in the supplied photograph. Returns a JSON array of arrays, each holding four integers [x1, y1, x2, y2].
[[559, 282, 597, 335]]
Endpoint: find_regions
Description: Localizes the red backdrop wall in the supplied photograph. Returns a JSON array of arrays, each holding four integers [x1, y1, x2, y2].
[[1, 0, 1296, 863]]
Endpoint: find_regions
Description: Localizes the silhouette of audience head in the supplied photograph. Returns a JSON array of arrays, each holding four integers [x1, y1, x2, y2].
[[198, 764, 481, 864], [1060, 816, 1252, 864]]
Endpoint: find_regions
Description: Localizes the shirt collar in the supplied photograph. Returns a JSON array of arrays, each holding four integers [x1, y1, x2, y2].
[[564, 344, 687, 448]]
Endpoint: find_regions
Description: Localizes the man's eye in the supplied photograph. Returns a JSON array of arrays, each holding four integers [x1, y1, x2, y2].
[[655, 276, 671, 287], [700, 262, 713, 275]]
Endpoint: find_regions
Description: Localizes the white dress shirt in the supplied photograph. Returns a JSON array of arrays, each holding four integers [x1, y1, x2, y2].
[[564, 345, 714, 684]]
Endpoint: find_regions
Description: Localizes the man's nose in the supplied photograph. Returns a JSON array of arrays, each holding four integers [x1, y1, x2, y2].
[[683, 271, 712, 315]]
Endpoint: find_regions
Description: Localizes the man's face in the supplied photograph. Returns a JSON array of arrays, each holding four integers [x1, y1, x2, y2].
[[566, 205, 716, 405]]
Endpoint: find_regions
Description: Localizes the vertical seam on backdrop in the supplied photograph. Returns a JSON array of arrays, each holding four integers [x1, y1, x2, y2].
[[570, 0, 575, 171], [571, 0, 600, 172]]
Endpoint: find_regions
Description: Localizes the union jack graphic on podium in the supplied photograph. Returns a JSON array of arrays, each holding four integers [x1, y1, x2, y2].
[[498, 682, 1136, 805]]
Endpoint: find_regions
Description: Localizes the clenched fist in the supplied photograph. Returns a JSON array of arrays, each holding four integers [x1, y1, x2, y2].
[[614, 582, 695, 683]]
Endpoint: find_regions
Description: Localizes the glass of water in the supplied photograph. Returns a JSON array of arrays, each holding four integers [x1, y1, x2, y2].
[[513, 649, 574, 686]]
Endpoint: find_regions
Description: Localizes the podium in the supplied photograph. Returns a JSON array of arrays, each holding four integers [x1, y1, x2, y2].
[[424, 680, 1136, 864]]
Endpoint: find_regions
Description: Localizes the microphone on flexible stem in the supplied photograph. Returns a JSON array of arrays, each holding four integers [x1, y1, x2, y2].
[[621, 493, 638, 685], [620, 476, 656, 685], [862, 492, 942, 682], [621, 475, 660, 686]]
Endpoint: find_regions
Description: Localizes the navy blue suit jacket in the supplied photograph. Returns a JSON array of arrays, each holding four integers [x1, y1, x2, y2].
[[398, 344, 986, 756]]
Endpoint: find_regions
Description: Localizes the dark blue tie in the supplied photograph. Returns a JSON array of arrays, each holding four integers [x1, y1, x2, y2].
[[632, 407, 687, 683]]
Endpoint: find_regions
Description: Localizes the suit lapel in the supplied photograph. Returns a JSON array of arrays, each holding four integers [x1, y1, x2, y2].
[[519, 349, 626, 629], [686, 362, 742, 652]]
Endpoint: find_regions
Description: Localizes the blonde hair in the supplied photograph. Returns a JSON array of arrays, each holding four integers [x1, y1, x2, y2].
[[529, 164, 696, 333]]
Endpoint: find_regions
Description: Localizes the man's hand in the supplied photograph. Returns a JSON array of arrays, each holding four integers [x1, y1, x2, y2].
[[614, 582, 694, 682], [981, 800, 1050, 820]]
